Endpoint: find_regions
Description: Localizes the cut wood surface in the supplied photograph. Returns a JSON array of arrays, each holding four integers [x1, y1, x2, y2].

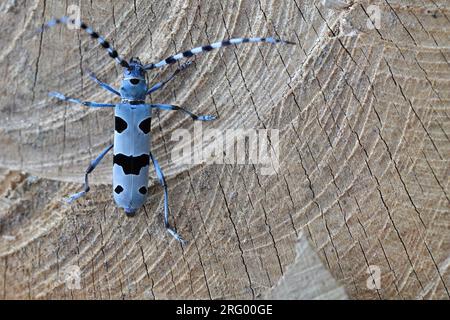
[[0, 0, 449, 299]]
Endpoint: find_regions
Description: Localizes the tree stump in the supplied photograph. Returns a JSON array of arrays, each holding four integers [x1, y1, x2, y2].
[[0, 0, 448, 299]]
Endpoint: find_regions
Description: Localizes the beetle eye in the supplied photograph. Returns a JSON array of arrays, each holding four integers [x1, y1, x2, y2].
[[130, 78, 140, 85]]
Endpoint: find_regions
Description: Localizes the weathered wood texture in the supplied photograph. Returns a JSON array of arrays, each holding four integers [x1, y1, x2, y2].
[[0, 0, 449, 299]]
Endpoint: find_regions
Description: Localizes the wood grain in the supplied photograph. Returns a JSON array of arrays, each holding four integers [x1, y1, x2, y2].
[[0, 0, 449, 299]]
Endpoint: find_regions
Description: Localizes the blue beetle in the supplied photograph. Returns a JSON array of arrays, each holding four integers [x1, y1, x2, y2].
[[39, 16, 293, 243]]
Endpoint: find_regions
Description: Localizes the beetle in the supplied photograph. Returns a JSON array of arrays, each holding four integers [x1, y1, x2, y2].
[[38, 16, 293, 243]]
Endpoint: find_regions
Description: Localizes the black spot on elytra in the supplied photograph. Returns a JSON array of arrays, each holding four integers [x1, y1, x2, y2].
[[129, 78, 140, 85], [115, 116, 128, 133], [138, 117, 151, 134], [139, 186, 147, 195], [114, 153, 149, 175], [202, 45, 213, 51], [114, 185, 124, 194]]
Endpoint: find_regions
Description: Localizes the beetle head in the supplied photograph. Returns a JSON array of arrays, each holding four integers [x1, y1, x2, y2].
[[120, 57, 147, 100]]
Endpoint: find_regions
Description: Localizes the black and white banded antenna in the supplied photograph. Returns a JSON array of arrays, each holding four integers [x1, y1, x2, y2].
[[37, 16, 131, 69]]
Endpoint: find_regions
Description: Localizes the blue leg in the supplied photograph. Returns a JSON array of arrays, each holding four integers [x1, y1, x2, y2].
[[147, 61, 193, 95], [150, 103, 216, 121], [149, 151, 186, 244], [88, 72, 120, 96], [65, 144, 114, 203], [49, 92, 115, 108]]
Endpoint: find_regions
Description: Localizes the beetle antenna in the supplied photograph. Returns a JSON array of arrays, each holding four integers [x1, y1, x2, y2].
[[37, 16, 131, 69]]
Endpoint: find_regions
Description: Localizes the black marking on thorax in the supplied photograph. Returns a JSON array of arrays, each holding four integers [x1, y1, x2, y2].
[[122, 100, 145, 105], [114, 153, 149, 175]]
